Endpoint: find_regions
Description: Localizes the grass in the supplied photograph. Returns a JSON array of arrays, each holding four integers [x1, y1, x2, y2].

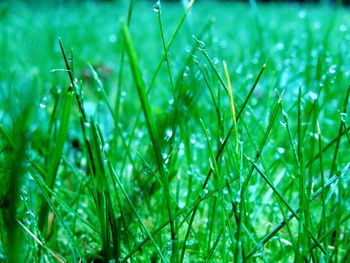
[[1, 0, 350, 262]]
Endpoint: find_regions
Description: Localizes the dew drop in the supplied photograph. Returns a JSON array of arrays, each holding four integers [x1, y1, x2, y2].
[[329, 65, 337, 74], [186, 239, 198, 247], [39, 96, 48, 109], [276, 42, 284, 50], [153, 1, 160, 13], [190, 137, 196, 144], [209, 158, 215, 171], [341, 112, 347, 122], [199, 188, 209, 199], [103, 143, 110, 152], [183, 66, 190, 77], [339, 24, 347, 32], [277, 147, 285, 154], [279, 119, 287, 128], [212, 57, 219, 65], [164, 128, 173, 142], [162, 153, 169, 164], [108, 34, 117, 43], [307, 91, 318, 101], [298, 10, 306, 19], [280, 110, 289, 128]]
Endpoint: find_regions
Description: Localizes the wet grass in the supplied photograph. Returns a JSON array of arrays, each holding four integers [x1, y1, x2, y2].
[[1, 0, 350, 262]]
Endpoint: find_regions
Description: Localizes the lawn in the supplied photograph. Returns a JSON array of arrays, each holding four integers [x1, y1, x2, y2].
[[0, 0, 350, 262]]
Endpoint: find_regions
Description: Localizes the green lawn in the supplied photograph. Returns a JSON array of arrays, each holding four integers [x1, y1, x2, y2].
[[1, 0, 350, 262]]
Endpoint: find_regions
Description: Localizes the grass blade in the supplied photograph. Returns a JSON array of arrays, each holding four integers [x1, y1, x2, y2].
[[122, 22, 176, 257]]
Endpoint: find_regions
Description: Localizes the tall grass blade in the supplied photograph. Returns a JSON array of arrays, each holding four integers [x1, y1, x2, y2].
[[121, 22, 175, 257]]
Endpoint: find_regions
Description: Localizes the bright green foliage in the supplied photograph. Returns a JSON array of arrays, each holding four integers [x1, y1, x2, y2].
[[0, 1, 350, 262]]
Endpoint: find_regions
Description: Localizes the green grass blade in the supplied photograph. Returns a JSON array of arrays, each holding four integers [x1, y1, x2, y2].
[[148, 0, 196, 91], [115, 0, 134, 118], [121, 21, 175, 256]]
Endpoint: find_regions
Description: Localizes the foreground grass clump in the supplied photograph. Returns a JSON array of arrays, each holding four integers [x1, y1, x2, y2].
[[1, 0, 350, 262]]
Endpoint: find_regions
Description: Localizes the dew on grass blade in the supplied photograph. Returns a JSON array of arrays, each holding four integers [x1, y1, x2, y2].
[[164, 128, 173, 142], [101, 143, 110, 152], [329, 65, 337, 74], [162, 152, 170, 164], [298, 10, 306, 19], [84, 122, 91, 128], [212, 57, 219, 65], [190, 136, 196, 144], [20, 188, 29, 202], [279, 110, 288, 128], [39, 96, 48, 109], [153, 1, 160, 13], [339, 24, 347, 32], [199, 188, 209, 199], [183, 66, 190, 77], [209, 158, 215, 171], [276, 42, 285, 50], [186, 239, 199, 248], [108, 34, 117, 43], [341, 112, 347, 122], [307, 91, 318, 101], [277, 147, 286, 154]]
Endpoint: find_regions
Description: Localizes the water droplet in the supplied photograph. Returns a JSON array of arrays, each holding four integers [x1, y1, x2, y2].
[[81, 157, 87, 167], [186, 239, 198, 247], [183, 66, 190, 77], [276, 42, 284, 50], [279, 119, 286, 128], [277, 147, 285, 154], [329, 65, 337, 74], [339, 24, 347, 32], [307, 91, 318, 101], [153, 1, 160, 13], [212, 57, 219, 65], [108, 34, 117, 43], [39, 96, 48, 109], [162, 153, 170, 164], [341, 112, 347, 122], [103, 143, 110, 152], [164, 128, 173, 142], [20, 188, 29, 201], [84, 122, 91, 128], [190, 137, 196, 144], [236, 65, 243, 74], [209, 158, 215, 171], [313, 21, 321, 30], [280, 110, 288, 128], [199, 188, 209, 199], [298, 10, 306, 19]]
